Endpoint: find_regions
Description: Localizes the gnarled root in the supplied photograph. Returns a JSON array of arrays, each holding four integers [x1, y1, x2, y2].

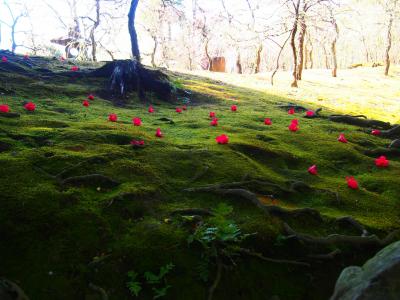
[[328, 115, 391, 129], [283, 223, 400, 248], [380, 125, 400, 139]]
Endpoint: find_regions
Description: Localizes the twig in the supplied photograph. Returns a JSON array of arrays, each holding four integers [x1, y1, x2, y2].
[[208, 258, 223, 300]]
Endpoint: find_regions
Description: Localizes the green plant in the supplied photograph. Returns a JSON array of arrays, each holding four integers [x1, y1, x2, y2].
[[188, 203, 255, 282], [126, 263, 175, 299], [127, 271, 142, 297]]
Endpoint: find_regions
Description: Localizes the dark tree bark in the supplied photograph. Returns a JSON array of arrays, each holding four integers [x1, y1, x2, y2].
[[205, 39, 212, 70], [236, 52, 243, 74], [128, 0, 141, 62], [254, 44, 263, 74], [296, 14, 306, 80], [290, 0, 300, 87], [150, 35, 158, 67], [384, 12, 394, 76], [330, 15, 339, 77]]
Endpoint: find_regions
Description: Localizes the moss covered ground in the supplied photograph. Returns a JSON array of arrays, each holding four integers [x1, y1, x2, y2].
[[0, 55, 399, 299]]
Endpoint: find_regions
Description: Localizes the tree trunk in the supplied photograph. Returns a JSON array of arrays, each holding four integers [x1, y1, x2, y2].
[[151, 35, 158, 67], [304, 44, 308, 70], [205, 39, 212, 71], [128, 0, 141, 62], [384, 14, 394, 76], [236, 52, 243, 74], [254, 44, 263, 74], [90, 0, 101, 62], [290, 0, 300, 87], [330, 13, 339, 77], [323, 46, 329, 69], [296, 15, 306, 80]]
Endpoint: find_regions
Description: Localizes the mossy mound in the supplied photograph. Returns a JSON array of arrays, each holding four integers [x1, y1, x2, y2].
[[0, 54, 399, 300]]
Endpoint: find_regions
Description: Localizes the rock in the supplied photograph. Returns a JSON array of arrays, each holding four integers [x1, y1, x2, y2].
[[389, 139, 400, 149], [0, 278, 29, 300], [330, 240, 400, 300]]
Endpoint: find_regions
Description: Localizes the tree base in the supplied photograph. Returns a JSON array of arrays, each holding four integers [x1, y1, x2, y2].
[[91, 60, 175, 105]]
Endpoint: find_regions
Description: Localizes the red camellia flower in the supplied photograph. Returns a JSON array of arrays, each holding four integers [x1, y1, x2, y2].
[[24, 54, 29, 60], [306, 111, 315, 117], [375, 155, 389, 168], [148, 106, 154, 113], [133, 117, 142, 126], [71, 66, 79, 71], [288, 108, 295, 114], [264, 118, 272, 125], [24, 102, 36, 111], [371, 129, 381, 136], [0, 104, 10, 113], [308, 165, 318, 175], [1, 56, 7, 62], [60, 56, 65, 61], [182, 105, 187, 111], [210, 118, 218, 126], [346, 176, 359, 190], [231, 105, 237, 112], [83, 100, 90, 107], [176, 107, 182, 113], [108, 113, 118, 122], [288, 123, 299, 132], [338, 133, 348, 143], [155, 128, 163, 138], [87, 94, 95, 100], [288, 119, 299, 132], [216, 134, 229, 144], [130, 140, 145, 147], [209, 112, 216, 118]]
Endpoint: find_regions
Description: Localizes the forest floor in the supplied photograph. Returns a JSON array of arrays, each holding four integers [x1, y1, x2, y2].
[[187, 66, 400, 124], [0, 54, 399, 300]]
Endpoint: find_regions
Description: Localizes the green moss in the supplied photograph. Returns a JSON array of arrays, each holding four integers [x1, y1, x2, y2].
[[0, 57, 399, 299]]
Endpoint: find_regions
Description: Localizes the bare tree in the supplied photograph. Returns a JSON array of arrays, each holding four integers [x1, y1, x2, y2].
[[383, 0, 398, 76], [0, 0, 26, 53]]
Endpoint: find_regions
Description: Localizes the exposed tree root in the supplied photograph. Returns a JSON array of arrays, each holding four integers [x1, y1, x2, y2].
[[61, 174, 120, 188], [184, 185, 323, 221], [364, 147, 400, 157], [328, 115, 392, 129], [88, 283, 108, 300], [389, 139, 400, 149], [380, 125, 400, 139], [283, 223, 400, 248], [238, 248, 310, 267], [335, 216, 369, 236], [304, 108, 323, 118], [90, 60, 175, 104], [208, 259, 223, 300], [0, 112, 20, 118], [170, 208, 213, 217], [277, 104, 310, 112], [190, 165, 210, 183], [308, 249, 342, 261]]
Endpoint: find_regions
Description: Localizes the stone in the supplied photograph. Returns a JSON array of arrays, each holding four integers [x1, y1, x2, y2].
[[330, 240, 400, 300]]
